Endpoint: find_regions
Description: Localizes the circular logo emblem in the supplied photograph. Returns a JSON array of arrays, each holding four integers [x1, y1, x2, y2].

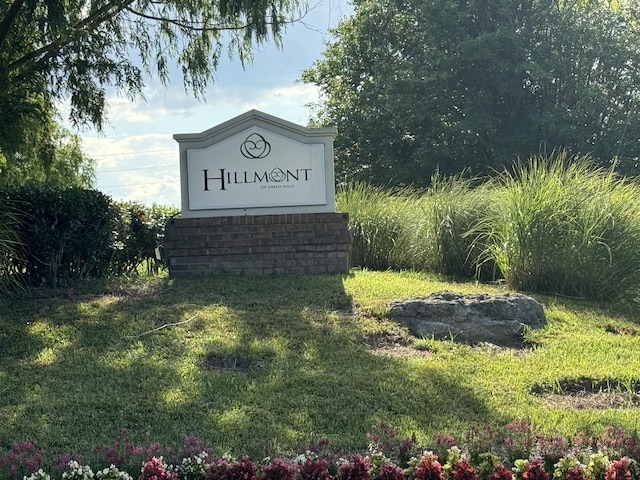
[[240, 133, 271, 159], [269, 168, 286, 182]]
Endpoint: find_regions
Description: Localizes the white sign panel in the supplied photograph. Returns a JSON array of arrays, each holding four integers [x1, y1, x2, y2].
[[187, 127, 327, 210]]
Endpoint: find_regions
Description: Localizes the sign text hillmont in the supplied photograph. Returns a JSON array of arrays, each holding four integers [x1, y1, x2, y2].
[[173, 110, 338, 217]]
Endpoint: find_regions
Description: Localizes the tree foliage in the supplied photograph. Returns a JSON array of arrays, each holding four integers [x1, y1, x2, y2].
[[303, 0, 640, 186], [0, 119, 96, 188], [0, 0, 301, 130]]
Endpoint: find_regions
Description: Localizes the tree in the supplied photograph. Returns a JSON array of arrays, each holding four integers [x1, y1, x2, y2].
[[0, 0, 302, 131], [303, 0, 640, 186], [0, 121, 96, 188]]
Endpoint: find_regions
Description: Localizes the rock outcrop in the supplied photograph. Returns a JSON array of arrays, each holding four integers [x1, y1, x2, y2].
[[388, 291, 545, 346]]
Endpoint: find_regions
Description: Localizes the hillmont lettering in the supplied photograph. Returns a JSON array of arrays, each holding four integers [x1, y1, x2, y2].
[[203, 167, 313, 191]]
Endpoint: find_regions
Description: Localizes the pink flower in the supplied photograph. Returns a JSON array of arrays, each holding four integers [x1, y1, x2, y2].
[[564, 466, 586, 480], [298, 458, 334, 480], [139, 457, 178, 480], [376, 463, 404, 480]]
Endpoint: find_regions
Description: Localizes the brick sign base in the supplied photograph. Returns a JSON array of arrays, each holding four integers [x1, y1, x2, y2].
[[164, 213, 350, 276]]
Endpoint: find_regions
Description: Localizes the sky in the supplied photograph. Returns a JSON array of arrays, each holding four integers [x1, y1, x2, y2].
[[60, 0, 352, 208]]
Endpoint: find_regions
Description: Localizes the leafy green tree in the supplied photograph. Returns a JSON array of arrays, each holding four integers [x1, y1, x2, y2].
[[0, 0, 301, 130], [0, 117, 96, 188], [303, 0, 640, 186]]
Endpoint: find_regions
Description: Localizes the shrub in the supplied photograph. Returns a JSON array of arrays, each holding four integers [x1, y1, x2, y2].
[[110, 202, 178, 276], [0, 185, 179, 285], [1, 185, 115, 286]]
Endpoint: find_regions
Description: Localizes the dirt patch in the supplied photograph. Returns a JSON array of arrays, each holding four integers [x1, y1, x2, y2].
[[472, 342, 532, 357], [200, 352, 268, 372], [531, 377, 640, 409], [362, 328, 432, 358], [605, 324, 639, 336], [541, 391, 640, 409]]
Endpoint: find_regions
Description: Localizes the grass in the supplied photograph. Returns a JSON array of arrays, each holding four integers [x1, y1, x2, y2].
[[1, 271, 640, 465], [338, 154, 640, 300]]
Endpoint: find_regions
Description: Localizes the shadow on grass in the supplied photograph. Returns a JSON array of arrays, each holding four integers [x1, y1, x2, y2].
[[3, 273, 635, 462]]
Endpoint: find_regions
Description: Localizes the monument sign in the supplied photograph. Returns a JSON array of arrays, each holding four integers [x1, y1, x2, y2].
[[174, 109, 337, 217], [164, 110, 351, 276]]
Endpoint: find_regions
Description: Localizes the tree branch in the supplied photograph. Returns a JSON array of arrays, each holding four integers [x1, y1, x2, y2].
[[123, 5, 297, 33], [0, 0, 25, 53], [0, 0, 134, 78]]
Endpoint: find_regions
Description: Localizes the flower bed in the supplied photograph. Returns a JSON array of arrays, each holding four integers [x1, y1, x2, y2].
[[2, 422, 639, 480]]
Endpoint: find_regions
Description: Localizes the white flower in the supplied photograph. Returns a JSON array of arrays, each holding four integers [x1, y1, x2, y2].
[[23, 469, 50, 480], [96, 465, 133, 480]]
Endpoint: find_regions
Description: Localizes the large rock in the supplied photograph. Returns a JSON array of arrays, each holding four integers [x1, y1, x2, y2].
[[388, 291, 545, 346]]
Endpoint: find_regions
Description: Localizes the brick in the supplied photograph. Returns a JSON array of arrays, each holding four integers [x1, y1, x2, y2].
[[165, 212, 351, 277]]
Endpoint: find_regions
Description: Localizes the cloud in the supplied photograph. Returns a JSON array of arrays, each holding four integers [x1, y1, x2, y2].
[[101, 171, 180, 206]]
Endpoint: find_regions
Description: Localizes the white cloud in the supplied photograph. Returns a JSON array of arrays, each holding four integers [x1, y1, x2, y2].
[[101, 171, 180, 206]]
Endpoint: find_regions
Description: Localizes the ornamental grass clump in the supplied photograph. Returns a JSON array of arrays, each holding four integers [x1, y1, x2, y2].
[[336, 183, 416, 270], [417, 173, 495, 279], [476, 151, 640, 300]]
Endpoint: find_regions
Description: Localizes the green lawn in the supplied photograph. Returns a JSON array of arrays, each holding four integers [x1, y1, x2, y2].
[[1, 270, 639, 463]]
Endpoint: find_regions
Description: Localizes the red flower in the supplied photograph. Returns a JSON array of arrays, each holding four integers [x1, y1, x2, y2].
[[262, 458, 296, 480], [338, 455, 371, 480], [488, 464, 513, 480], [521, 459, 548, 480], [377, 463, 404, 480], [415, 454, 444, 480], [206, 459, 232, 480], [451, 461, 478, 480], [298, 458, 334, 480], [230, 457, 258, 480], [564, 466, 586, 480], [139, 457, 178, 480], [605, 458, 633, 480]]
